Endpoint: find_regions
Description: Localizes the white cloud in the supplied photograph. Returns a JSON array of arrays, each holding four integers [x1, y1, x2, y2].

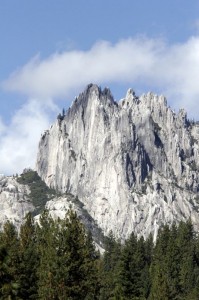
[[1, 35, 199, 174], [3, 38, 162, 99], [3, 36, 199, 118], [0, 117, 6, 135], [0, 99, 58, 175]]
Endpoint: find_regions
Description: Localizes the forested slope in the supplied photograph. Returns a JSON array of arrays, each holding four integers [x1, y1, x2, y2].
[[0, 210, 199, 299]]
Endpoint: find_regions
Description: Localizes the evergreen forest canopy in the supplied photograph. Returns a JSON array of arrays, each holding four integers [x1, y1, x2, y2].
[[0, 210, 199, 299]]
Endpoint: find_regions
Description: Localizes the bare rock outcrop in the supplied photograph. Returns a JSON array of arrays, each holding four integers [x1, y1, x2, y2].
[[0, 175, 34, 230], [36, 84, 199, 240]]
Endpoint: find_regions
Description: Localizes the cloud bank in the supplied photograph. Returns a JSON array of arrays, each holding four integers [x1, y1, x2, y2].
[[0, 100, 58, 175], [1, 36, 199, 174], [3, 36, 199, 117]]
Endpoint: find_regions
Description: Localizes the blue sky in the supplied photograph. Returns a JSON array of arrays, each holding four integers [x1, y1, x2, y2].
[[0, 0, 199, 175]]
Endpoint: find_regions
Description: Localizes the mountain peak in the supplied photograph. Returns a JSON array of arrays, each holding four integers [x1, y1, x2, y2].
[[36, 85, 199, 240]]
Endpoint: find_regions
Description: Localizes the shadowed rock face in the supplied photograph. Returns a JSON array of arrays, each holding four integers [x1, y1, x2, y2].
[[36, 84, 199, 240]]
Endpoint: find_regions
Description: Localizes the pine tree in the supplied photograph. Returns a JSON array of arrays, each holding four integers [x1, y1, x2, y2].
[[82, 230, 100, 299], [149, 224, 171, 300], [177, 219, 195, 298], [115, 232, 138, 299], [56, 209, 99, 299], [99, 231, 121, 299], [36, 210, 58, 299], [0, 243, 9, 297], [18, 212, 39, 299], [165, 223, 181, 299], [115, 233, 151, 299], [0, 221, 21, 299], [192, 232, 199, 299], [37, 209, 99, 299], [136, 236, 151, 298]]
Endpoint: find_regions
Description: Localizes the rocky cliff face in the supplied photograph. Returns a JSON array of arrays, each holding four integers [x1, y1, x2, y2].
[[36, 84, 199, 240], [0, 174, 34, 230]]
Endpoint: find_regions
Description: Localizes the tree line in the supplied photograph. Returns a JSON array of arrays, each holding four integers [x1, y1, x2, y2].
[[1, 210, 199, 299]]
